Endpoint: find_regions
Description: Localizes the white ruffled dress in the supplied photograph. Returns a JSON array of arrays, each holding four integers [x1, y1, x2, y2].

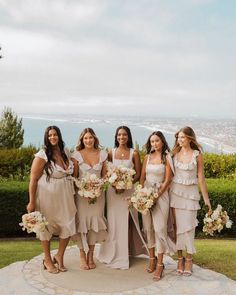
[[170, 150, 201, 254], [72, 150, 108, 250]]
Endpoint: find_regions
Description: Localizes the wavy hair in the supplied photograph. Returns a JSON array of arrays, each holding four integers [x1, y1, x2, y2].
[[44, 126, 68, 181], [145, 131, 170, 164], [114, 126, 133, 148], [76, 128, 100, 151], [172, 126, 202, 156]]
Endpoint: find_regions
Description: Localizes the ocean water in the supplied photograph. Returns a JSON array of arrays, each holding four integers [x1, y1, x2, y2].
[[22, 116, 220, 153]]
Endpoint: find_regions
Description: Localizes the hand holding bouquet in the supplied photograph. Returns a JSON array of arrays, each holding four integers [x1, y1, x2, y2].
[[202, 204, 233, 236], [106, 162, 136, 192], [74, 173, 105, 204], [19, 211, 48, 238], [130, 184, 156, 215]]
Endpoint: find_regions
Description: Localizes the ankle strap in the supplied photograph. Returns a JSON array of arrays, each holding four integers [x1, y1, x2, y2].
[[186, 258, 192, 261], [178, 257, 184, 260]]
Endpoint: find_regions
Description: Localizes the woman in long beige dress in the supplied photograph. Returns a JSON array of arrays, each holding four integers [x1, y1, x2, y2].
[[97, 126, 148, 269], [170, 126, 212, 276], [27, 126, 77, 274], [72, 128, 108, 270], [140, 131, 175, 281]]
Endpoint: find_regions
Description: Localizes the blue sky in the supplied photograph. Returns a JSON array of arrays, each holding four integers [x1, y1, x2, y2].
[[0, 0, 235, 118]]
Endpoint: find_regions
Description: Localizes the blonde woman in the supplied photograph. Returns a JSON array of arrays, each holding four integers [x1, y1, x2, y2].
[[72, 128, 107, 270], [170, 126, 212, 276]]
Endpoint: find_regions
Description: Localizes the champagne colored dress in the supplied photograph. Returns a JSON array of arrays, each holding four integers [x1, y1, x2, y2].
[[35, 149, 77, 241], [72, 150, 108, 251], [97, 148, 148, 269], [170, 150, 201, 254], [142, 153, 175, 254]]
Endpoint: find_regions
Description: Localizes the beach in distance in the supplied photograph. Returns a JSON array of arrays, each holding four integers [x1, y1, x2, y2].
[[22, 113, 236, 154]]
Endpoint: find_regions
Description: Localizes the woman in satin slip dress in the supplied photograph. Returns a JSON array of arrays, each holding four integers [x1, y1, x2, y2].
[[140, 131, 175, 281], [27, 126, 77, 274], [72, 128, 108, 270], [97, 126, 148, 269], [170, 126, 212, 276]]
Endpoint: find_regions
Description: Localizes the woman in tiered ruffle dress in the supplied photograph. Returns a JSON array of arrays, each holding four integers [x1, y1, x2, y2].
[[27, 126, 77, 274], [97, 126, 148, 269], [72, 128, 108, 270], [170, 126, 212, 276], [140, 131, 175, 281]]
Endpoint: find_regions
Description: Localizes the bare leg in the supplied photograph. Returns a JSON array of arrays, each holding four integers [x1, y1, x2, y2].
[[183, 253, 193, 276], [79, 249, 89, 270], [53, 237, 70, 272], [153, 253, 164, 281], [176, 250, 185, 274], [41, 240, 59, 273], [146, 247, 157, 273], [87, 245, 96, 269]]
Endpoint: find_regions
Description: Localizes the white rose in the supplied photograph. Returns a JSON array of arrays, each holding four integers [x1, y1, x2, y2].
[[226, 220, 233, 228]]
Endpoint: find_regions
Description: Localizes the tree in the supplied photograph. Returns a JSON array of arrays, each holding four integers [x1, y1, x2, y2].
[[0, 107, 24, 148]]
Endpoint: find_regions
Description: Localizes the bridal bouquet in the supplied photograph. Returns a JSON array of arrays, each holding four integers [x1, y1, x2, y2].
[[106, 162, 136, 191], [129, 184, 156, 215], [202, 204, 233, 236], [19, 211, 48, 238], [74, 173, 105, 204]]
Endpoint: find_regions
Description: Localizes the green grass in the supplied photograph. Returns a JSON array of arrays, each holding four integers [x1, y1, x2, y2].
[[0, 239, 235, 281]]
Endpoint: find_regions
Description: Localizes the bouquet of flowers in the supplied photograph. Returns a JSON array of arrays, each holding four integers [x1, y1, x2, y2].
[[74, 173, 105, 204], [202, 204, 233, 236], [129, 184, 156, 215], [106, 162, 136, 191], [19, 211, 48, 238]]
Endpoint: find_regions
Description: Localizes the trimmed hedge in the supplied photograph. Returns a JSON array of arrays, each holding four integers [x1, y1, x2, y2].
[[0, 179, 235, 237]]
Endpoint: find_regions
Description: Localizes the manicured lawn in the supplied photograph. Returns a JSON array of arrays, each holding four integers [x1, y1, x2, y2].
[[0, 239, 235, 280]]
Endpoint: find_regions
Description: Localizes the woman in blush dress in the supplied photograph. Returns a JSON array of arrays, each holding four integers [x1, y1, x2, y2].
[[97, 126, 148, 269], [27, 126, 77, 273], [72, 128, 108, 270], [170, 126, 212, 276], [140, 131, 175, 281]]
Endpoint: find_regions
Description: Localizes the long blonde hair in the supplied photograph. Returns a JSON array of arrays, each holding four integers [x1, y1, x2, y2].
[[172, 126, 202, 156]]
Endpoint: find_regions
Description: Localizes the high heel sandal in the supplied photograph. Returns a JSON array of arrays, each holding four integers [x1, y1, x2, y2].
[[53, 256, 68, 272], [87, 251, 96, 269], [146, 256, 157, 273], [43, 259, 59, 274], [176, 257, 185, 275], [153, 263, 165, 281], [183, 258, 193, 276]]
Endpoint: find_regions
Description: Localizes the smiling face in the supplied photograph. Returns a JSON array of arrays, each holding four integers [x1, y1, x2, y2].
[[83, 132, 95, 149], [48, 128, 59, 146], [150, 134, 163, 151], [177, 131, 191, 148], [117, 128, 128, 146]]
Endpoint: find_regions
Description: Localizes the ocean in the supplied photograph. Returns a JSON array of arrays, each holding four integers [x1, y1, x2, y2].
[[21, 114, 231, 153]]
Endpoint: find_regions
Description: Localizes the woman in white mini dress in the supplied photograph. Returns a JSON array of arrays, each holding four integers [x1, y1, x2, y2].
[[170, 126, 212, 276], [98, 126, 148, 269], [140, 131, 175, 281], [27, 126, 77, 274], [72, 128, 108, 270]]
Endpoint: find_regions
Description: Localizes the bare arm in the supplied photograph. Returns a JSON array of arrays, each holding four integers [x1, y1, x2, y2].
[[139, 155, 148, 187], [133, 150, 141, 183], [27, 157, 45, 213], [107, 150, 112, 162], [197, 153, 212, 212], [72, 158, 79, 178], [101, 160, 107, 178], [156, 161, 173, 198]]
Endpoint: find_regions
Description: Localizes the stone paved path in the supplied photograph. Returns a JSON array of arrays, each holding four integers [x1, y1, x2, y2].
[[0, 246, 236, 295]]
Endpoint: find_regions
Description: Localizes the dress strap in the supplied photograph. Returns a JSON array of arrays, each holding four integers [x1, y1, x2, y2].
[[129, 148, 134, 161], [111, 148, 116, 162]]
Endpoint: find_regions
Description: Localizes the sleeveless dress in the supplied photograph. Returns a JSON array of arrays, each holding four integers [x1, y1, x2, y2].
[[72, 150, 108, 251], [170, 150, 200, 254], [97, 148, 148, 269], [142, 153, 175, 254], [35, 149, 77, 241]]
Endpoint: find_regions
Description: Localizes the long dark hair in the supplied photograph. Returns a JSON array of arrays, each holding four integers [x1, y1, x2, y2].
[[76, 128, 100, 151], [114, 126, 133, 148], [145, 131, 170, 164], [44, 126, 68, 180], [172, 126, 202, 156]]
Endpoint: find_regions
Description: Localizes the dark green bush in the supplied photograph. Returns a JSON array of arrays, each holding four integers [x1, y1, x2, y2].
[[196, 179, 236, 236], [0, 146, 37, 180]]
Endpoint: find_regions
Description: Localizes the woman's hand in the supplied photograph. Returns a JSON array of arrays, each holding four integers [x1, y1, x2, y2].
[[205, 202, 212, 215], [27, 202, 35, 213]]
